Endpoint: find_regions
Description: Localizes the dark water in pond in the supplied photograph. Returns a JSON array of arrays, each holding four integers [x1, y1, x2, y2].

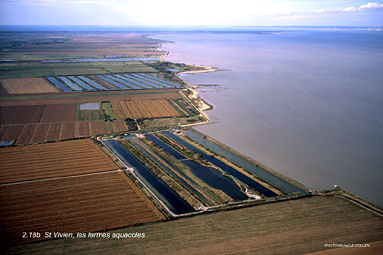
[[165, 132, 278, 197], [103, 140, 195, 214], [130, 139, 215, 206], [147, 134, 187, 160], [182, 160, 248, 201]]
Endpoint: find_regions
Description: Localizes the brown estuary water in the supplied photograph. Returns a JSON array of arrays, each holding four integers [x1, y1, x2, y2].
[[152, 28, 383, 207]]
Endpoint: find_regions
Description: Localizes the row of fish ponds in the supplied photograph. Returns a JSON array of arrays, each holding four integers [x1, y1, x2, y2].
[[102, 130, 306, 215], [46, 73, 182, 92]]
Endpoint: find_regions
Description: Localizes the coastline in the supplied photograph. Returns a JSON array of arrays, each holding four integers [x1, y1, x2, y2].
[[188, 128, 310, 193]]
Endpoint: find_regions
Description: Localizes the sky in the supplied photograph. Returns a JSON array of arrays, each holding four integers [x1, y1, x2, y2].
[[0, 0, 383, 27]]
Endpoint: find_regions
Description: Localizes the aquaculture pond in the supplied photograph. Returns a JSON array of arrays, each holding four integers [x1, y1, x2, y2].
[[131, 139, 216, 206], [147, 134, 249, 200], [147, 134, 187, 160], [165, 132, 279, 197], [103, 140, 195, 214], [182, 160, 248, 201]]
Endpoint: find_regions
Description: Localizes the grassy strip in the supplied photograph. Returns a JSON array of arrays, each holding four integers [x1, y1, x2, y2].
[[104, 122, 114, 133], [77, 110, 105, 121], [171, 99, 194, 116], [168, 99, 188, 116]]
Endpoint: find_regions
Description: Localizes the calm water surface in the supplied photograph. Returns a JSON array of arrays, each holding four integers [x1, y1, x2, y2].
[[153, 29, 383, 207]]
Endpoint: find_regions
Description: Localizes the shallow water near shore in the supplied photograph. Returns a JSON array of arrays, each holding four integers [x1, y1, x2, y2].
[[153, 29, 383, 207]]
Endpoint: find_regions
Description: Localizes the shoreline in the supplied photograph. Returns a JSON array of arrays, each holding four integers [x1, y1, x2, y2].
[[188, 128, 311, 193]]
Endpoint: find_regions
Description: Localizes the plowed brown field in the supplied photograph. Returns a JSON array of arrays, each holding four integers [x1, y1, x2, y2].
[[159, 99, 179, 116], [135, 100, 153, 118], [0, 78, 59, 94], [112, 120, 128, 132], [30, 124, 49, 144], [110, 99, 181, 120], [125, 100, 143, 118], [0, 170, 165, 247], [110, 101, 124, 119], [142, 100, 161, 117], [14, 125, 37, 145], [75, 122, 90, 138], [59, 122, 75, 140], [0, 89, 180, 106], [89, 121, 107, 136], [1, 125, 24, 141], [119, 101, 134, 119], [0, 105, 45, 125], [44, 123, 62, 142], [0, 126, 10, 140], [0, 139, 118, 184], [40, 104, 77, 123]]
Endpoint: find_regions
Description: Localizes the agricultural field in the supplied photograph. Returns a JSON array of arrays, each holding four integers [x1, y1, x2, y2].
[[7, 196, 383, 254], [0, 91, 189, 145], [89, 121, 107, 136], [112, 119, 129, 132], [41, 103, 77, 123], [0, 62, 158, 79], [0, 105, 45, 125], [0, 89, 181, 107], [111, 99, 182, 119], [0, 32, 166, 61], [0, 78, 59, 94], [0, 170, 166, 248], [75, 121, 90, 138], [0, 139, 118, 184]]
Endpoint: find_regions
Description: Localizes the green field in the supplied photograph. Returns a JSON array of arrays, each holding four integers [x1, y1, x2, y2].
[[77, 110, 105, 121], [0, 61, 157, 79], [6, 196, 383, 254], [101, 102, 116, 121]]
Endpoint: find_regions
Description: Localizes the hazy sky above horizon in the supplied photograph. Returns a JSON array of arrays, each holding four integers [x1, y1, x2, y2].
[[1, 0, 382, 27]]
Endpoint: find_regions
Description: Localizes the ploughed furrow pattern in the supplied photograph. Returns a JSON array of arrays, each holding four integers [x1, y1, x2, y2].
[[40, 104, 77, 123], [0, 171, 165, 247], [0, 78, 59, 94], [119, 101, 133, 119], [59, 122, 75, 140], [159, 99, 180, 117], [89, 121, 107, 136], [0, 126, 10, 140], [75, 121, 90, 138], [1, 125, 24, 141], [0, 105, 45, 125], [125, 101, 143, 119], [135, 100, 153, 118], [44, 123, 62, 142], [110, 101, 125, 120], [29, 124, 50, 144], [0, 139, 118, 184], [150, 100, 170, 117], [14, 125, 37, 145], [142, 100, 161, 118], [112, 120, 128, 132]]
